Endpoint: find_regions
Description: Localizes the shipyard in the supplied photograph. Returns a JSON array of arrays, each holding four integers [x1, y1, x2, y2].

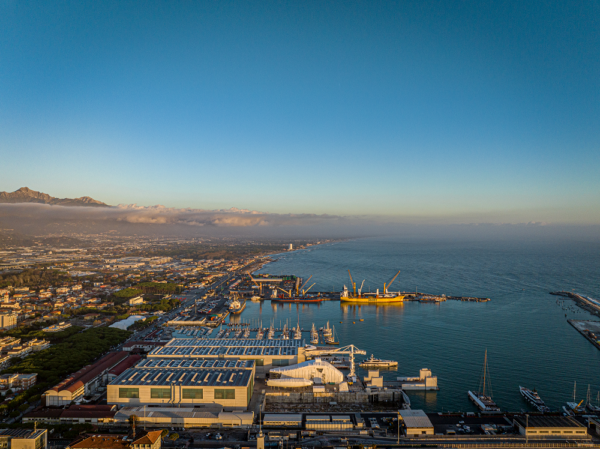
[[1, 234, 599, 449]]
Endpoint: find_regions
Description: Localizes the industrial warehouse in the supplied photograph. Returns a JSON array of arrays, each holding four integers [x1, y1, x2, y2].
[[107, 361, 255, 408], [146, 338, 304, 374]]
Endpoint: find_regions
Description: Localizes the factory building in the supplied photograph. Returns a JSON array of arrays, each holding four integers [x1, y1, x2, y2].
[[513, 416, 588, 438], [147, 338, 304, 374], [43, 352, 131, 406], [107, 359, 255, 408], [399, 410, 434, 436], [115, 406, 254, 429]]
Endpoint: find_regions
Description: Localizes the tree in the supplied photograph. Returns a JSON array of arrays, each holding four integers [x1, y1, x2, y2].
[[168, 433, 179, 442], [160, 429, 168, 440]]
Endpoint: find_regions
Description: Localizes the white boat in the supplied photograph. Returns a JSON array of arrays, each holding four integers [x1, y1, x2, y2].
[[294, 324, 302, 340], [310, 323, 319, 344], [520, 386, 550, 413], [251, 296, 262, 302], [359, 354, 398, 368], [468, 350, 500, 412]]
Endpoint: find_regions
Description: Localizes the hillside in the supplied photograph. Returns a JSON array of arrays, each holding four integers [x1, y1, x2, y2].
[[0, 187, 109, 207]]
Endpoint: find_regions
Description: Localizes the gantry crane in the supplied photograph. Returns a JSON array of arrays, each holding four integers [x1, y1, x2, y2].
[[304, 344, 366, 378]]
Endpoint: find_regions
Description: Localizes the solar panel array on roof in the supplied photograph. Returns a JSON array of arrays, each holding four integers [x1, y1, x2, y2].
[[163, 338, 302, 348], [136, 358, 254, 369], [112, 368, 252, 387], [148, 338, 300, 357]]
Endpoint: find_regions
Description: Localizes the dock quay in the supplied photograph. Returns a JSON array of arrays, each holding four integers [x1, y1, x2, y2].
[[550, 291, 600, 316], [567, 319, 600, 350]]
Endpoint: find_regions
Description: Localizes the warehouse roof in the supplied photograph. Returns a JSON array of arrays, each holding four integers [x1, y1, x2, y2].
[[109, 355, 143, 376], [0, 429, 47, 439], [399, 410, 434, 429], [111, 368, 252, 387], [263, 414, 303, 423], [513, 416, 585, 428], [49, 352, 129, 394], [136, 358, 254, 370], [116, 405, 222, 420], [148, 340, 298, 357], [163, 338, 302, 348]]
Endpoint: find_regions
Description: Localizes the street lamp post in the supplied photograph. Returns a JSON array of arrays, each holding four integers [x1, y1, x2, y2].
[[397, 410, 400, 444]]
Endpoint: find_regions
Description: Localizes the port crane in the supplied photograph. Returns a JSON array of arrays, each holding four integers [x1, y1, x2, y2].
[[348, 270, 357, 297], [305, 344, 366, 378], [384, 270, 401, 294], [275, 286, 293, 298], [296, 275, 313, 295]]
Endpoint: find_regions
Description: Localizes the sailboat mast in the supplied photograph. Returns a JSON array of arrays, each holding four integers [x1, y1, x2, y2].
[[482, 350, 487, 396]]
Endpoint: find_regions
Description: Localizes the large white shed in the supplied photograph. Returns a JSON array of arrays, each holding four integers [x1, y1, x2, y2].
[[270, 358, 344, 384]]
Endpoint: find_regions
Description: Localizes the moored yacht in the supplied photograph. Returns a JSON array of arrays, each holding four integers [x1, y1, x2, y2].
[[520, 386, 551, 413], [359, 354, 398, 368]]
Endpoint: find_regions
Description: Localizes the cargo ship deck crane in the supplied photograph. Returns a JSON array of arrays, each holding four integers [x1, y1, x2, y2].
[[297, 275, 313, 296], [384, 270, 401, 294]]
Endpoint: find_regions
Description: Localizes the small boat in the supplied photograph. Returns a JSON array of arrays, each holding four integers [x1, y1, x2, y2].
[[310, 323, 319, 344], [468, 350, 501, 412], [251, 296, 262, 302], [359, 354, 398, 368], [293, 323, 302, 340], [228, 297, 246, 314], [520, 386, 551, 413], [325, 325, 339, 345], [587, 391, 600, 413], [566, 381, 586, 413]]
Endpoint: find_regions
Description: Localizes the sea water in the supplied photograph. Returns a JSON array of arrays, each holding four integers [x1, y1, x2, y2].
[[237, 236, 600, 412]]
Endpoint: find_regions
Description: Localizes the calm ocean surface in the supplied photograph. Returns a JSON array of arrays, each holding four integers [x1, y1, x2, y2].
[[237, 236, 600, 413]]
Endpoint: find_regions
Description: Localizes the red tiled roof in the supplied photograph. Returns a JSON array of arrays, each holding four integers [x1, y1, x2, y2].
[[49, 352, 128, 393], [69, 435, 129, 449], [132, 431, 162, 445], [108, 355, 142, 376]]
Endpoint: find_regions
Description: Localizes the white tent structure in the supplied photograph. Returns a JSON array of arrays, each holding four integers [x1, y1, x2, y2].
[[270, 358, 344, 384], [266, 378, 313, 388]]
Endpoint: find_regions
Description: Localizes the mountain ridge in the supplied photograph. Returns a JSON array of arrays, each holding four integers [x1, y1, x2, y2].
[[0, 187, 110, 207]]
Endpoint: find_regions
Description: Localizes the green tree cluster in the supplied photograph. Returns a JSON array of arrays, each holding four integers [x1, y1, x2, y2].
[[0, 327, 131, 417], [114, 288, 143, 298], [127, 316, 158, 331]]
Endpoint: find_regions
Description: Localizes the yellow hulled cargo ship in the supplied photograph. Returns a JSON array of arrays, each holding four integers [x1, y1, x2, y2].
[[340, 270, 405, 303]]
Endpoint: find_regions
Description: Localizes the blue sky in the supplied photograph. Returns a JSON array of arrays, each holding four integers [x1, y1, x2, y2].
[[1, 1, 599, 223]]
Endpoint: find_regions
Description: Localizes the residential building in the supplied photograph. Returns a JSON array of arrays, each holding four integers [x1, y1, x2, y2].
[[42, 322, 71, 332], [128, 297, 144, 306], [66, 431, 161, 449], [0, 313, 18, 330], [0, 373, 37, 390]]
